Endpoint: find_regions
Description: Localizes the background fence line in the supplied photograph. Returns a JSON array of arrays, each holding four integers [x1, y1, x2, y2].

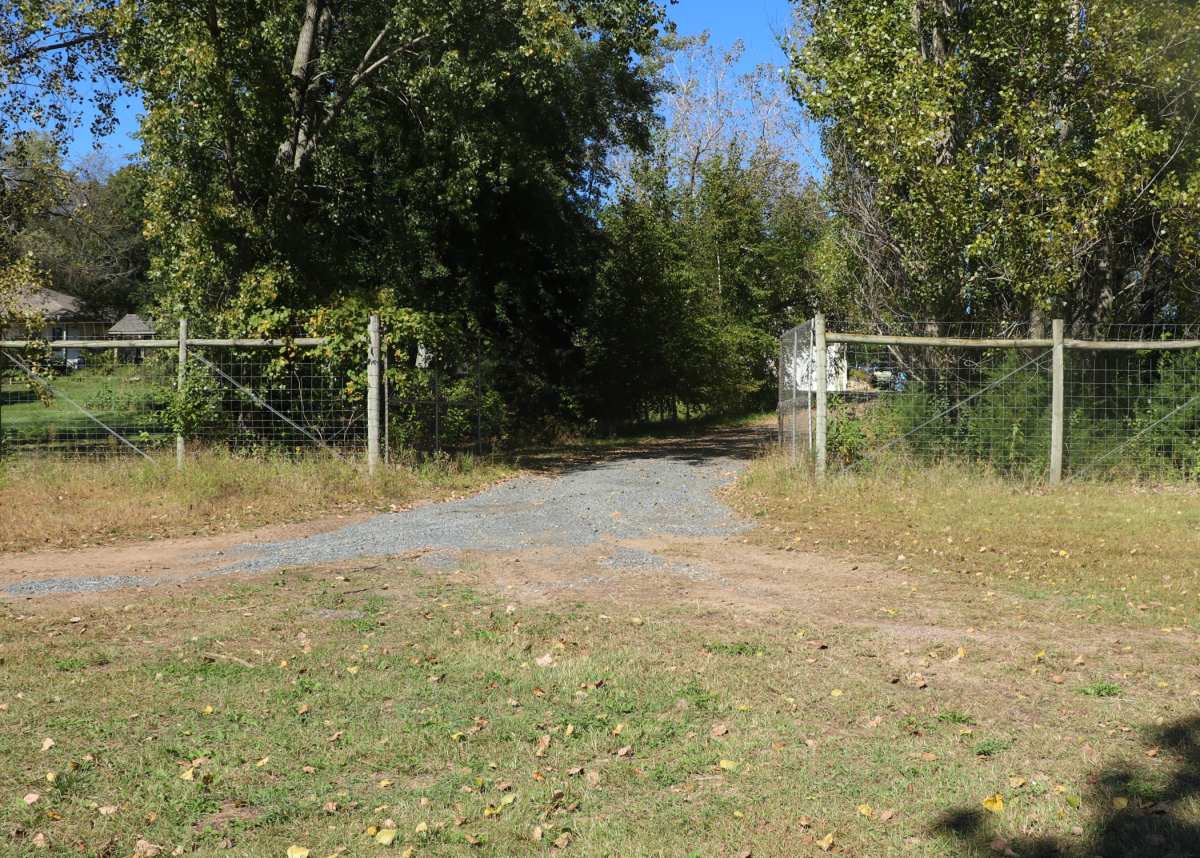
[[780, 314, 1200, 482], [0, 315, 487, 465]]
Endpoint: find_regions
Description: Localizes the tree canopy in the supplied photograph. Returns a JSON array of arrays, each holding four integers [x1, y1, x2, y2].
[[790, 0, 1200, 332]]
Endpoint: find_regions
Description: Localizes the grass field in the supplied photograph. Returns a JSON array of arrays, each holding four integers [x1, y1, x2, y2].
[[2, 557, 1197, 857], [739, 454, 1200, 627], [0, 451, 514, 552]]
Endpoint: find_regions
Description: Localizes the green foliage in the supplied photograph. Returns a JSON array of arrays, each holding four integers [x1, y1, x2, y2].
[[937, 709, 974, 725], [1079, 682, 1122, 697], [789, 0, 1200, 327], [972, 738, 1012, 756], [157, 361, 223, 441], [117, 0, 670, 431]]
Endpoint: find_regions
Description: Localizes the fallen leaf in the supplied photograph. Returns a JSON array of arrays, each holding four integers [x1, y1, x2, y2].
[[180, 768, 195, 781], [375, 829, 397, 845], [1147, 748, 1158, 757], [735, 851, 752, 858], [617, 745, 632, 757], [585, 771, 601, 788], [565, 724, 575, 736], [1009, 777, 1026, 788], [535, 654, 554, 667], [23, 793, 40, 805], [286, 848, 309, 858], [532, 826, 544, 841], [327, 731, 343, 742], [203, 706, 213, 714], [612, 723, 628, 735], [323, 802, 337, 812], [302, 766, 316, 774], [40, 738, 54, 752], [711, 724, 729, 737], [98, 806, 118, 816], [830, 689, 842, 697], [816, 833, 834, 852], [799, 815, 812, 827], [865, 716, 882, 728], [982, 794, 1004, 814], [770, 741, 785, 751], [484, 805, 500, 817], [1066, 795, 1081, 808], [298, 704, 310, 715], [920, 753, 938, 761], [1112, 797, 1128, 810], [719, 759, 739, 771], [857, 804, 872, 817], [880, 809, 895, 821], [256, 756, 270, 767], [554, 832, 570, 848], [137, 841, 164, 857], [415, 821, 428, 833], [805, 738, 817, 748]]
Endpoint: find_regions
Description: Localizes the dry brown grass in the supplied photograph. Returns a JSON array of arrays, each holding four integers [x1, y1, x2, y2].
[[739, 452, 1200, 627], [0, 450, 514, 552]]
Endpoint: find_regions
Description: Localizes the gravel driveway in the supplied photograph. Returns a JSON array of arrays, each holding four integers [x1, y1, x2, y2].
[[3, 427, 768, 595]]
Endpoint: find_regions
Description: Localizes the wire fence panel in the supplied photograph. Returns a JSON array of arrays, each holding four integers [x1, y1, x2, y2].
[[2, 347, 178, 459], [1, 342, 367, 461], [780, 319, 1200, 482], [190, 347, 366, 456], [778, 320, 814, 462]]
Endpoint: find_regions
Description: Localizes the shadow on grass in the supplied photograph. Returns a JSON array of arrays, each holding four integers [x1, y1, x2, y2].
[[931, 715, 1200, 857]]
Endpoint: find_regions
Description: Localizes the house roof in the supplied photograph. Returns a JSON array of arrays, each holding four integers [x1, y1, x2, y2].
[[107, 314, 157, 337], [25, 288, 85, 322]]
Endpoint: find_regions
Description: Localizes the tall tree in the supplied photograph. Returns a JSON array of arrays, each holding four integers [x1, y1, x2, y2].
[[790, 0, 1200, 333]]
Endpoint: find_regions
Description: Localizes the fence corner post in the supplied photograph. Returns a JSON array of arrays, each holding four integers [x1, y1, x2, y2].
[[814, 313, 828, 479], [1049, 318, 1064, 485], [367, 314, 381, 473], [176, 319, 188, 470]]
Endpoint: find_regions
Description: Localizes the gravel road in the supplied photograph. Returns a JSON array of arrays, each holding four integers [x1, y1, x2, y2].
[[3, 429, 766, 596]]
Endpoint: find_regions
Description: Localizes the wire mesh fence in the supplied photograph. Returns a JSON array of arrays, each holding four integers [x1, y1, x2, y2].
[[0, 342, 366, 460], [779, 318, 1200, 482], [1, 317, 492, 464]]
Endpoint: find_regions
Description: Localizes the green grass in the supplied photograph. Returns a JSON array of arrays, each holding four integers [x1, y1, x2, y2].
[[2, 563, 1198, 857], [1079, 682, 1123, 698]]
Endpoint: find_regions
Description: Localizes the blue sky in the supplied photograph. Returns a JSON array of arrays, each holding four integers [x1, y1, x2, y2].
[[668, 0, 795, 70], [67, 1, 799, 163]]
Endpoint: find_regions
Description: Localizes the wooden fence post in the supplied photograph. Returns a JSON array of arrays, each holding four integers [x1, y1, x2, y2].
[[176, 319, 187, 470], [1050, 318, 1064, 485], [367, 314, 381, 473], [815, 313, 827, 478]]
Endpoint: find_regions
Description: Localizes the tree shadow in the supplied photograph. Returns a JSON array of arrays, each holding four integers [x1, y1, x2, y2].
[[929, 715, 1200, 857]]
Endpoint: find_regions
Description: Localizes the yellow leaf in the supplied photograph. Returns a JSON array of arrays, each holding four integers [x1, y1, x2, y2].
[[450, 732, 466, 741], [203, 706, 214, 714], [1009, 777, 1026, 788], [485, 805, 500, 816], [1112, 796, 1128, 810], [415, 821, 428, 833], [830, 689, 843, 697], [957, 647, 966, 659], [180, 768, 195, 781], [959, 729, 973, 737], [367, 827, 377, 836], [378, 780, 392, 788], [1034, 651, 1045, 662], [376, 828, 398, 845], [612, 723, 628, 735], [287, 848, 310, 858], [256, 757, 270, 767], [1066, 795, 1081, 808], [816, 833, 834, 851], [347, 666, 359, 675], [402, 850, 414, 858], [1054, 785, 1068, 794], [719, 760, 739, 771], [982, 794, 1004, 814], [857, 804, 872, 817]]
